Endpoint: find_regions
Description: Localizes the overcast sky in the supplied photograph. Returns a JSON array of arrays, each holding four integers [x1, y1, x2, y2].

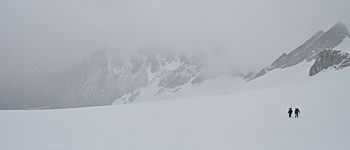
[[1, 0, 350, 80]]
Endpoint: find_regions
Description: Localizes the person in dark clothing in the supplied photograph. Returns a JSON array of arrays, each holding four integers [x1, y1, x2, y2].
[[288, 108, 293, 118], [294, 108, 301, 118]]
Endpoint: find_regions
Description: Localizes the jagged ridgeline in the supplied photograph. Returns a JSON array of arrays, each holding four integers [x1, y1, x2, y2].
[[251, 22, 349, 80], [58, 22, 350, 108], [12, 22, 349, 109], [59, 50, 208, 108]]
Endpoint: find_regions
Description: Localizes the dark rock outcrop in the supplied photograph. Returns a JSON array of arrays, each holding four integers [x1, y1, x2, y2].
[[309, 50, 350, 76]]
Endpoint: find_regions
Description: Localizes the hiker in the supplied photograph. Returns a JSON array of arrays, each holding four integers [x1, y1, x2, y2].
[[295, 108, 301, 118], [288, 108, 293, 118]]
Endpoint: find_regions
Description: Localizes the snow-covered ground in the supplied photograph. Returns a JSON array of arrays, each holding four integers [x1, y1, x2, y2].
[[1, 62, 350, 150], [134, 75, 246, 103], [240, 61, 314, 91]]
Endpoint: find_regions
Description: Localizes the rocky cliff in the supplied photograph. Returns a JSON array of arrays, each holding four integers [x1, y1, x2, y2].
[[309, 50, 350, 76]]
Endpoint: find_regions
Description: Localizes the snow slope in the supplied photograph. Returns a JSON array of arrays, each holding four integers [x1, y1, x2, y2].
[[1, 64, 350, 150], [132, 75, 245, 103], [239, 61, 314, 91]]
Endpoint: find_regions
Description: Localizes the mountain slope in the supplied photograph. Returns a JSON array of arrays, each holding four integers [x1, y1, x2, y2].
[[2, 22, 350, 150], [60, 50, 245, 107], [310, 50, 350, 76], [1, 61, 350, 150], [251, 22, 349, 80], [59, 50, 201, 107], [2, 22, 349, 109]]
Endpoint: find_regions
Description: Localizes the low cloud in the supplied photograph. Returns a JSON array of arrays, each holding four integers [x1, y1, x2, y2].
[[0, 0, 350, 85]]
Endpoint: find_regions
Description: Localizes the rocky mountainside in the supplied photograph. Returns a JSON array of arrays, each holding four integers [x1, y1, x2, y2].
[[69, 22, 350, 108], [3, 22, 349, 109], [42, 22, 350, 108], [1, 49, 244, 109], [58, 50, 236, 107], [309, 50, 350, 76], [251, 22, 349, 80]]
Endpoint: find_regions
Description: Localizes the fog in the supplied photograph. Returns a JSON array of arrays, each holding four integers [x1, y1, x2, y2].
[[1, 0, 350, 108]]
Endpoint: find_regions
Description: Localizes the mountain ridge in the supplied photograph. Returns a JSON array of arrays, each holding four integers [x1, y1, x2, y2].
[[250, 22, 349, 80], [2, 22, 350, 109]]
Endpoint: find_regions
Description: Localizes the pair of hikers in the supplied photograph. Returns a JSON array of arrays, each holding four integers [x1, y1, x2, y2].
[[288, 107, 300, 118]]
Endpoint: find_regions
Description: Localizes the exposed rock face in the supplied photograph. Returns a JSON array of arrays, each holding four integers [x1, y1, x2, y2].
[[58, 50, 207, 107], [272, 30, 324, 69], [62, 23, 349, 107], [158, 57, 203, 88], [309, 50, 350, 76], [251, 22, 349, 80], [62, 50, 148, 107]]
